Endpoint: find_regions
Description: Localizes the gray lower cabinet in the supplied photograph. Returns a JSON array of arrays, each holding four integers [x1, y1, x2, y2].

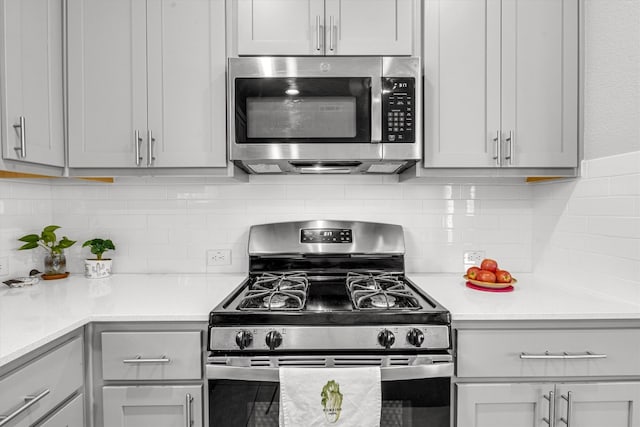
[[0, 335, 84, 427], [103, 385, 202, 427], [455, 326, 640, 427], [91, 323, 206, 427], [457, 382, 640, 427]]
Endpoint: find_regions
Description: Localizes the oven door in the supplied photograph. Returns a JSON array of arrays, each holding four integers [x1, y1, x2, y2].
[[207, 357, 452, 427]]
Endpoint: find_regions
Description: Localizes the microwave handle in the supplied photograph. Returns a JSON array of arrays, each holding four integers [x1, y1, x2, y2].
[[206, 362, 453, 382], [371, 77, 382, 143]]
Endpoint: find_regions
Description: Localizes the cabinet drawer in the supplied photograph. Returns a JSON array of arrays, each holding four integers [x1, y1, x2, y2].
[[103, 385, 202, 427], [457, 329, 640, 378], [0, 337, 83, 427], [101, 331, 201, 380]]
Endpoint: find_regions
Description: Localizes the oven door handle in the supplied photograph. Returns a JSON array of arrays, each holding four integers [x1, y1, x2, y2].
[[206, 362, 453, 382]]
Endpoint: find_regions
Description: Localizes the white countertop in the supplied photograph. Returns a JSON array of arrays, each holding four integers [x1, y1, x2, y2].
[[1, 273, 640, 367]]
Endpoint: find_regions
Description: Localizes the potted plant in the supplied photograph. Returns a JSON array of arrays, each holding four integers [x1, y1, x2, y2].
[[18, 225, 76, 277], [82, 238, 116, 278]]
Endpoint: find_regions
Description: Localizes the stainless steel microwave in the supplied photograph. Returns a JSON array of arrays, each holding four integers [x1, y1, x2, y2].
[[228, 57, 421, 174]]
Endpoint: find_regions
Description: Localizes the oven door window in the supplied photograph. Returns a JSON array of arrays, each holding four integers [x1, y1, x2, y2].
[[234, 78, 371, 143], [209, 378, 450, 426]]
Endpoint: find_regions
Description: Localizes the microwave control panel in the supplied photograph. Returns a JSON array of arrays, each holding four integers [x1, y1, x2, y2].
[[382, 77, 415, 142], [382, 77, 415, 143]]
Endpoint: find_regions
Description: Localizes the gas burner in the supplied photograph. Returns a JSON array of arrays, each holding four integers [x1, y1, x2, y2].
[[347, 272, 421, 310], [263, 294, 289, 308], [370, 294, 397, 308], [238, 272, 309, 311]]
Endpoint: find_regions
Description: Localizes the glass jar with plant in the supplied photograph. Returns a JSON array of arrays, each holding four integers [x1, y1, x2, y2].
[[18, 225, 76, 277], [82, 238, 116, 278]]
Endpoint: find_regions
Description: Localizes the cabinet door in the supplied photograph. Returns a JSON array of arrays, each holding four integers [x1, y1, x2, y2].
[[501, 0, 578, 167], [1, 0, 64, 167], [37, 394, 84, 427], [457, 383, 553, 427], [146, 0, 226, 168], [423, 0, 501, 167], [103, 385, 202, 427], [555, 383, 640, 427], [324, 0, 414, 55], [67, 0, 148, 168], [236, 0, 325, 55]]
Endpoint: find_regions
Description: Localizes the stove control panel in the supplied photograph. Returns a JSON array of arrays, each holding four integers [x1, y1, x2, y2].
[[300, 228, 352, 244], [210, 325, 450, 352]]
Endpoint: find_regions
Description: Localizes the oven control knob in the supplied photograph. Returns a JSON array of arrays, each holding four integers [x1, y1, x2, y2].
[[235, 330, 253, 350], [265, 331, 283, 350], [377, 329, 395, 349], [407, 328, 425, 347]]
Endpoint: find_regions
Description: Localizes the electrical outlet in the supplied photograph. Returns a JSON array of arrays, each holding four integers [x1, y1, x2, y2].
[[463, 250, 485, 269], [0, 256, 8, 277], [207, 249, 232, 266]]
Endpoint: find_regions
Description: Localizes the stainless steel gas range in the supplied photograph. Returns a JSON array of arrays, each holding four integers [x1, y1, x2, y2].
[[206, 220, 452, 427]]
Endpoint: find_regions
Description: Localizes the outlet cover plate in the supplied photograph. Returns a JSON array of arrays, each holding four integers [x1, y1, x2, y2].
[[463, 250, 485, 269], [207, 249, 232, 266]]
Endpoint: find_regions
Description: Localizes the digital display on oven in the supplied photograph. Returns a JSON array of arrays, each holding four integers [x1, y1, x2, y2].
[[300, 228, 353, 243]]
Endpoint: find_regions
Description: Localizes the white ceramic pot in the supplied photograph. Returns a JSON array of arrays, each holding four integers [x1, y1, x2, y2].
[[84, 259, 112, 279]]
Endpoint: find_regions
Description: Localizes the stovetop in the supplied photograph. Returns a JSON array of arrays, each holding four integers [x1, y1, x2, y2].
[[209, 272, 450, 326]]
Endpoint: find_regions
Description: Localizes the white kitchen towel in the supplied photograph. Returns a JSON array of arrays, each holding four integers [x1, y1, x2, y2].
[[279, 367, 382, 427]]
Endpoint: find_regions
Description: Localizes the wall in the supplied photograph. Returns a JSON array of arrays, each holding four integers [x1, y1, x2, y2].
[[533, 151, 640, 288], [36, 176, 533, 275], [0, 180, 53, 276], [583, 0, 640, 159]]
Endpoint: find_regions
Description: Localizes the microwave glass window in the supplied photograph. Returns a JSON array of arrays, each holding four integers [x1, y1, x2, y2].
[[235, 77, 371, 143], [246, 97, 356, 139]]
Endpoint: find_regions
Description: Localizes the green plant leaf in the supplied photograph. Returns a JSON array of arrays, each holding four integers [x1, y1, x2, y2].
[[18, 234, 40, 243], [41, 230, 57, 244], [43, 225, 61, 233], [57, 237, 76, 250], [18, 241, 39, 250]]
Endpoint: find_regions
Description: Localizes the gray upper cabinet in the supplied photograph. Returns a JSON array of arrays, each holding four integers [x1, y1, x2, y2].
[[423, 0, 578, 169], [234, 0, 415, 56], [0, 0, 64, 168], [67, 0, 227, 169]]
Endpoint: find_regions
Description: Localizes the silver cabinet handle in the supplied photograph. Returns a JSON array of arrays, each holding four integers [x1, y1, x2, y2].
[[185, 393, 193, 427], [315, 15, 322, 51], [520, 351, 607, 360], [0, 389, 50, 426], [12, 116, 26, 158], [492, 130, 501, 166], [147, 130, 156, 167], [123, 355, 171, 364], [505, 130, 514, 165], [134, 130, 143, 166], [560, 392, 572, 426], [543, 391, 555, 427], [329, 16, 335, 52]]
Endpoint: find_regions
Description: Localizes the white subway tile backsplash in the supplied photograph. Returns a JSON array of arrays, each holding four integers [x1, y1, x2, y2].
[[610, 174, 640, 196], [345, 185, 403, 200], [588, 216, 640, 239], [534, 151, 640, 286], [568, 197, 638, 217]]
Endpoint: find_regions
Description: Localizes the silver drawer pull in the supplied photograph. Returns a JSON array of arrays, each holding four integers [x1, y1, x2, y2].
[[123, 355, 171, 364], [543, 391, 555, 427], [520, 351, 607, 360], [0, 389, 50, 426], [12, 116, 26, 158], [560, 392, 572, 426]]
